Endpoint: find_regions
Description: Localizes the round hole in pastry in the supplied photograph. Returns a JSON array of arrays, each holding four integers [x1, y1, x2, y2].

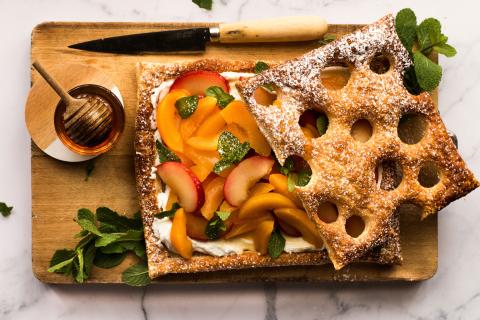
[[351, 119, 373, 142], [299, 109, 328, 138], [369, 53, 391, 74], [253, 84, 277, 106], [418, 161, 441, 188], [317, 202, 338, 223], [397, 113, 427, 144], [375, 159, 403, 191], [320, 64, 351, 90], [345, 215, 365, 238]]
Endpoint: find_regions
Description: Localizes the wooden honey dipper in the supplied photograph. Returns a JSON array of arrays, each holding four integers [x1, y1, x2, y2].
[[32, 61, 113, 147]]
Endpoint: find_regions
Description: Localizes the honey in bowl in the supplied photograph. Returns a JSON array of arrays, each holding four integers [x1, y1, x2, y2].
[[54, 84, 125, 156]]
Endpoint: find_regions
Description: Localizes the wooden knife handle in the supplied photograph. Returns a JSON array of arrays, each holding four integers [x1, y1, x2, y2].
[[218, 16, 328, 43]]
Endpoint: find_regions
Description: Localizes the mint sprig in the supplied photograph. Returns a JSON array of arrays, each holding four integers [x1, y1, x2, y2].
[[192, 0, 212, 10], [205, 213, 227, 240], [254, 61, 269, 74], [268, 227, 285, 259], [175, 95, 199, 119], [156, 140, 180, 163], [395, 8, 456, 93], [205, 86, 234, 109], [48, 207, 150, 286], [0, 202, 13, 217], [213, 131, 250, 174], [154, 203, 181, 219], [318, 34, 336, 46]]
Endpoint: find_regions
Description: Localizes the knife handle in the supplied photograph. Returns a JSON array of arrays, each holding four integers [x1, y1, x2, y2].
[[216, 16, 328, 43]]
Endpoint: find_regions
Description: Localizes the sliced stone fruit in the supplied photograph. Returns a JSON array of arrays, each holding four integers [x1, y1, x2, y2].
[[170, 70, 229, 96], [273, 208, 323, 248], [268, 174, 303, 208], [156, 89, 189, 152], [220, 100, 271, 156], [224, 156, 274, 206], [238, 192, 297, 220], [200, 176, 226, 220], [170, 208, 193, 259], [156, 161, 205, 213], [254, 220, 275, 255]]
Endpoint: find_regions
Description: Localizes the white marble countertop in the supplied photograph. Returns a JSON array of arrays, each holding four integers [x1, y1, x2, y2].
[[0, 0, 479, 319]]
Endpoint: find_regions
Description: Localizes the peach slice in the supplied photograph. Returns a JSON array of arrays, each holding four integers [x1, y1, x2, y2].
[[273, 208, 323, 248], [166, 191, 178, 211], [186, 134, 220, 151], [253, 86, 277, 106], [189, 164, 211, 182], [170, 70, 229, 95], [254, 220, 275, 255], [268, 174, 303, 208], [195, 112, 226, 137], [249, 182, 274, 196], [200, 176, 225, 220], [301, 124, 319, 139], [223, 156, 274, 206], [225, 214, 273, 240], [277, 219, 302, 237], [186, 212, 209, 241], [219, 200, 237, 213], [226, 123, 248, 143], [170, 208, 193, 259], [156, 162, 205, 213], [156, 89, 189, 152], [220, 100, 271, 156], [183, 145, 219, 172], [180, 96, 218, 140], [238, 192, 296, 220]]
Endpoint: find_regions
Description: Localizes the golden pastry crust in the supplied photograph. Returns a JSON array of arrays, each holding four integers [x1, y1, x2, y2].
[[237, 15, 479, 270], [135, 59, 401, 279]]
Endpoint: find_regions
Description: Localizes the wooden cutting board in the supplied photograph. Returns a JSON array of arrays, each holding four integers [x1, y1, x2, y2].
[[31, 22, 438, 284]]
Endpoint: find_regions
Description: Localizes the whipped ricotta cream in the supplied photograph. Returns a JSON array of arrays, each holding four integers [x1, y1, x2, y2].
[[150, 72, 322, 257]]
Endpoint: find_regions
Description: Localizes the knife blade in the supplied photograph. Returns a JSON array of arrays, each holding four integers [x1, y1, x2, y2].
[[69, 16, 328, 54]]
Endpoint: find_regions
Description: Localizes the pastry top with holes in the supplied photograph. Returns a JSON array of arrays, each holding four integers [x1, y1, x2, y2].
[[237, 14, 479, 269]]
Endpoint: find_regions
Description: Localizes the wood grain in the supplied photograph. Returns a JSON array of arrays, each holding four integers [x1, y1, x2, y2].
[[31, 22, 438, 284]]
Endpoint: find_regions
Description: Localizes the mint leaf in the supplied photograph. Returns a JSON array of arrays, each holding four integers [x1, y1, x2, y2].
[[0, 202, 13, 217], [395, 8, 417, 52], [316, 114, 329, 136], [74, 247, 85, 283], [175, 95, 199, 119], [216, 211, 231, 221], [413, 51, 442, 92], [417, 18, 441, 54], [156, 140, 180, 163], [287, 173, 296, 192], [205, 214, 227, 240], [78, 208, 95, 224], [48, 249, 75, 274], [296, 169, 312, 187], [155, 202, 180, 219], [97, 207, 143, 231], [100, 243, 125, 254], [403, 65, 422, 95], [213, 131, 250, 174], [83, 242, 96, 278], [213, 159, 234, 174], [94, 251, 127, 269], [95, 233, 121, 247], [122, 263, 151, 286], [319, 34, 336, 46], [254, 61, 269, 73], [85, 160, 95, 181], [205, 86, 234, 109], [192, 0, 212, 10], [268, 227, 285, 259], [279, 157, 295, 175], [434, 43, 457, 57]]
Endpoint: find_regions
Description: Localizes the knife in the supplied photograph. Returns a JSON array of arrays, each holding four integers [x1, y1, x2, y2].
[[69, 16, 328, 54]]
